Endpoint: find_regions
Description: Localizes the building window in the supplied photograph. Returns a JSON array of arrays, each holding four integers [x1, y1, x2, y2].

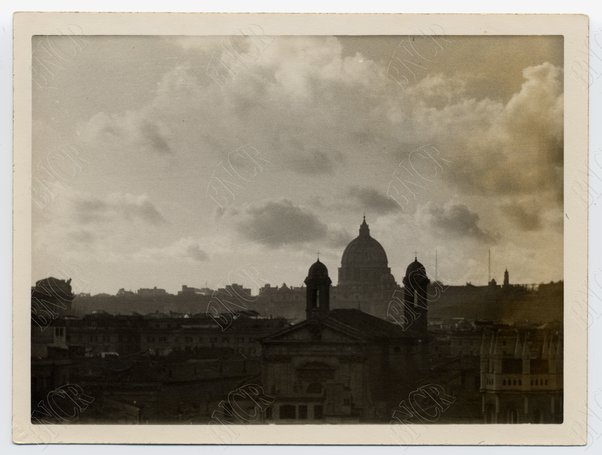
[[314, 405, 324, 420], [298, 405, 308, 420], [502, 358, 522, 374], [307, 383, 323, 394], [279, 405, 296, 419], [485, 404, 496, 424]]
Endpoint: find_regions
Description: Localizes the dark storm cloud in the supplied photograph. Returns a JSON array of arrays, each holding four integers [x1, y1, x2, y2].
[[132, 237, 210, 263], [124, 198, 166, 225], [73, 197, 109, 224], [139, 120, 173, 155], [285, 149, 343, 175], [236, 199, 329, 248], [185, 243, 209, 262], [326, 227, 353, 248], [73, 194, 166, 226], [423, 202, 499, 244], [85, 113, 175, 157], [501, 203, 543, 231], [347, 186, 399, 215]]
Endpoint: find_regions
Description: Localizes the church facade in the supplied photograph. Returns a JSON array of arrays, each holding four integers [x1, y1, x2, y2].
[[260, 259, 432, 423]]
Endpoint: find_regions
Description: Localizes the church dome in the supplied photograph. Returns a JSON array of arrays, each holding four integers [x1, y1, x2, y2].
[[340, 217, 389, 269]]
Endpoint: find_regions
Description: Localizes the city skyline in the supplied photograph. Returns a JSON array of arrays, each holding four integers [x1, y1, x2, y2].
[[47, 218, 561, 295], [69, 245, 559, 296], [32, 35, 564, 294]]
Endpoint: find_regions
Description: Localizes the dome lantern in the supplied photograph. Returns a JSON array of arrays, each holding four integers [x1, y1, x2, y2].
[[359, 215, 370, 237]]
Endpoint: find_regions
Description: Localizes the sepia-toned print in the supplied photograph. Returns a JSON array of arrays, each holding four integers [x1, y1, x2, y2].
[[29, 33, 565, 426], [13, 12, 589, 445]]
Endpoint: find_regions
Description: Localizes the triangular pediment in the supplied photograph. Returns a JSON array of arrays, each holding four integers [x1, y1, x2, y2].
[[263, 318, 366, 343]]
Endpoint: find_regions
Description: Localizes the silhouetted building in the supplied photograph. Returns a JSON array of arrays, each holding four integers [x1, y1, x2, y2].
[[137, 287, 168, 297], [178, 285, 211, 296], [304, 259, 331, 319], [402, 257, 430, 336], [31, 308, 73, 412], [261, 260, 432, 423], [503, 269, 510, 288], [31, 277, 74, 326], [117, 288, 136, 297]]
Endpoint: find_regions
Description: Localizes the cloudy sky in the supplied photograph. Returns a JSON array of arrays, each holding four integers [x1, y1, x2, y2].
[[32, 34, 564, 294]]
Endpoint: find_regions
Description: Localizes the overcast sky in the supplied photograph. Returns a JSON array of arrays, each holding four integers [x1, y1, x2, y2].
[[32, 35, 564, 294]]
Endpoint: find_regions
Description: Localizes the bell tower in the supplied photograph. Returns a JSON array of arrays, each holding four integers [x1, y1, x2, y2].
[[304, 259, 332, 320], [402, 257, 430, 335]]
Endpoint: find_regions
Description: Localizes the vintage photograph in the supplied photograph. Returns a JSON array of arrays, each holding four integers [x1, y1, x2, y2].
[[29, 31, 566, 426], [12, 12, 588, 445]]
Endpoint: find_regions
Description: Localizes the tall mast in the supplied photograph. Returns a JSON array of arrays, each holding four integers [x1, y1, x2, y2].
[[488, 249, 491, 283], [435, 248, 438, 282]]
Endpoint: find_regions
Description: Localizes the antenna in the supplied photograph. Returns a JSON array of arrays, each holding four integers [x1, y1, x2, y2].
[[435, 249, 438, 282], [488, 249, 491, 283]]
